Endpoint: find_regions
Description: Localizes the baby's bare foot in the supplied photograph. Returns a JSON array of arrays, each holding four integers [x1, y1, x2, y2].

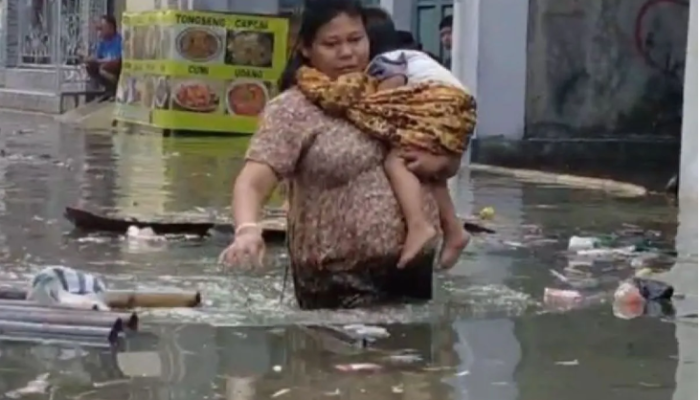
[[398, 223, 437, 268], [439, 229, 470, 269]]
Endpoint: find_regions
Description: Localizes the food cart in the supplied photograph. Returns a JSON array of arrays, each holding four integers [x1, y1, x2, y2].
[[114, 10, 289, 134]]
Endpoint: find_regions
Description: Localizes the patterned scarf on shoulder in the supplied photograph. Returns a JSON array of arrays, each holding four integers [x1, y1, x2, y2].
[[295, 65, 477, 154]]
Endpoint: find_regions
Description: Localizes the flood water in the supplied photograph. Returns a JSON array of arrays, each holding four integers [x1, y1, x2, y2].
[[0, 112, 696, 400]]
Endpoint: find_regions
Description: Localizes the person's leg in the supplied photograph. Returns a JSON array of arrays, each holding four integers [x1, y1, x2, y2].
[[98, 67, 118, 98], [279, 180, 289, 212], [384, 148, 437, 268], [84, 61, 101, 102], [92, 60, 121, 100], [432, 180, 470, 269]]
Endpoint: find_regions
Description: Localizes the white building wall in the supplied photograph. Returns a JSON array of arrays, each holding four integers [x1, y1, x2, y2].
[[379, 0, 413, 31], [669, 3, 698, 400], [451, 0, 528, 140], [679, 0, 697, 201]]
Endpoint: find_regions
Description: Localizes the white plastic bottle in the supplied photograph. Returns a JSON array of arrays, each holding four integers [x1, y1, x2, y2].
[[567, 236, 600, 251]]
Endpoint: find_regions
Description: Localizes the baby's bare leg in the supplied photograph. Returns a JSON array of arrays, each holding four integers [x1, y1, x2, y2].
[[279, 181, 289, 212], [384, 149, 437, 268], [432, 181, 470, 269]]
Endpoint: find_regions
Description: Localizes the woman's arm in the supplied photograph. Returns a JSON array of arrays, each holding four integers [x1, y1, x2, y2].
[[235, 91, 311, 227], [232, 161, 279, 227]]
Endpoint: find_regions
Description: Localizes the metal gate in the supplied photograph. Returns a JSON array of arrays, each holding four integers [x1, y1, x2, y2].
[[14, 0, 108, 90]]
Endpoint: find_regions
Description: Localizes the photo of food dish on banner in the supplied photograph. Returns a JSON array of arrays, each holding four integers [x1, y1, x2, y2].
[[116, 76, 130, 104], [170, 78, 221, 113], [160, 28, 172, 59], [225, 79, 270, 117], [116, 76, 139, 104], [116, 10, 290, 133], [122, 26, 133, 59], [175, 26, 225, 63], [132, 26, 145, 60], [154, 77, 170, 110], [139, 76, 157, 108], [144, 26, 162, 59], [225, 30, 274, 68]]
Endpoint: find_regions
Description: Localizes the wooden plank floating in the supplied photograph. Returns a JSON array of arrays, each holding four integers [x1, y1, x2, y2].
[[64, 206, 494, 239], [64, 206, 286, 241]]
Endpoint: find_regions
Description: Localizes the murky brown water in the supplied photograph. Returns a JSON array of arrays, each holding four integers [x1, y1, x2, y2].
[[0, 112, 695, 400]]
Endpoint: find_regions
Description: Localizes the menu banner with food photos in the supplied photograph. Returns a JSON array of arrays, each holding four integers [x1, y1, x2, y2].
[[114, 10, 289, 134]]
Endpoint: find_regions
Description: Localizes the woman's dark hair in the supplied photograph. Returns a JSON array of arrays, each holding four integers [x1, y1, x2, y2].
[[366, 17, 401, 58], [397, 30, 421, 50], [279, 0, 365, 91], [439, 15, 453, 30], [363, 6, 392, 27]]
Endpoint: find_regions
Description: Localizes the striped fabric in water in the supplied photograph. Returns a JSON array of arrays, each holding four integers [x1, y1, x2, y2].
[[32, 266, 105, 295]]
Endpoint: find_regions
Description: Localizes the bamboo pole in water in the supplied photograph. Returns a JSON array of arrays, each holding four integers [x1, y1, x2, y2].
[[0, 303, 138, 330], [104, 291, 201, 309], [0, 319, 123, 343], [0, 288, 201, 309]]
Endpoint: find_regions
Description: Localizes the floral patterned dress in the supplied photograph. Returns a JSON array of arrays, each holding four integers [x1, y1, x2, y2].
[[246, 88, 441, 310]]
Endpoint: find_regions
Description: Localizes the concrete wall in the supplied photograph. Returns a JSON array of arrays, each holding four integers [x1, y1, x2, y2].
[[2, 0, 19, 68], [526, 0, 689, 138]]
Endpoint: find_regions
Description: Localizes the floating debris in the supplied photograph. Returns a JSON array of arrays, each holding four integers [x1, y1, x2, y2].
[[555, 359, 579, 366], [478, 206, 495, 220], [271, 388, 291, 398], [4, 373, 50, 398], [334, 363, 382, 372], [342, 324, 389, 340]]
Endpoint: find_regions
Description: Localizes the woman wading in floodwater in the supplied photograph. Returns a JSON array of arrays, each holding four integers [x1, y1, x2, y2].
[[219, 0, 464, 310]]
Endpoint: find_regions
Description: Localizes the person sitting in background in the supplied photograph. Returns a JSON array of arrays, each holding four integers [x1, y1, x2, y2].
[[85, 15, 122, 100]]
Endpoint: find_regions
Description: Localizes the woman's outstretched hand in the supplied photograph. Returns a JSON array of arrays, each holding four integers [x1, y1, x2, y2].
[[218, 230, 266, 268]]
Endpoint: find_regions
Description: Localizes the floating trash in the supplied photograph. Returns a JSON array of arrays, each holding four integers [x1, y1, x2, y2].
[[342, 324, 390, 340], [555, 359, 579, 366], [334, 363, 382, 372]]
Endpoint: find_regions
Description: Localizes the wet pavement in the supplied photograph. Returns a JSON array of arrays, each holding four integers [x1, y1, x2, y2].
[[0, 111, 696, 400]]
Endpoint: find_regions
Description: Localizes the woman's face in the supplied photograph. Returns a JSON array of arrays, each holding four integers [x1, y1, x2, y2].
[[302, 13, 370, 80]]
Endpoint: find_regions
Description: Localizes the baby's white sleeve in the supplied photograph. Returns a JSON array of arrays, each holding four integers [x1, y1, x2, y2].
[[367, 51, 408, 80]]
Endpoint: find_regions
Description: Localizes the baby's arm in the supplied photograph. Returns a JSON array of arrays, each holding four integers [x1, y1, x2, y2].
[[377, 75, 407, 91]]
